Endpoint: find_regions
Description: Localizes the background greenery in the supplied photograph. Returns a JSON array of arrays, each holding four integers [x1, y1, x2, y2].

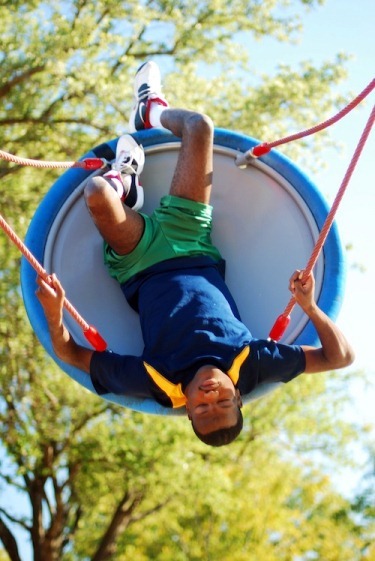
[[0, 1, 374, 560]]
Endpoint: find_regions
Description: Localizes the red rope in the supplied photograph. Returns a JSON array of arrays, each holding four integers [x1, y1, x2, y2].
[[0, 149, 107, 170], [0, 146, 109, 350], [236, 78, 375, 165], [0, 213, 107, 351], [269, 102, 375, 341], [0, 147, 109, 350], [2, 80, 373, 346]]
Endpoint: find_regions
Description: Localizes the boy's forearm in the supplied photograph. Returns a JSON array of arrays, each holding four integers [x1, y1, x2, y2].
[[304, 303, 355, 369], [46, 318, 93, 372], [48, 319, 73, 358], [36, 274, 93, 372]]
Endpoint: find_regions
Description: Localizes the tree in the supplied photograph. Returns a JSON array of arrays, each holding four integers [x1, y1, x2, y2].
[[1, 360, 374, 561], [1, 1, 370, 560], [1, 0, 347, 177], [0, 363, 196, 561], [350, 446, 375, 560]]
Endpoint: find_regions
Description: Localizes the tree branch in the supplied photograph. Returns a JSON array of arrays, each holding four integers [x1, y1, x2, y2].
[[61, 505, 82, 550], [130, 496, 172, 523], [28, 477, 46, 558], [0, 508, 31, 532], [0, 516, 22, 561], [2, 395, 32, 490], [111, 24, 148, 75], [0, 473, 26, 493], [42, 477, 67, 560], [59, 403, 110, 456], [0, 65, 45, 98], [0, 116, 111, 133], [91, 490, 143, 561]]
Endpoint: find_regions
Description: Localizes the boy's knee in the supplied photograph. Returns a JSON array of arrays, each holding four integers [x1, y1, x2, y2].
[[84, 175, 110, 205], [185, 112, 214, 139]]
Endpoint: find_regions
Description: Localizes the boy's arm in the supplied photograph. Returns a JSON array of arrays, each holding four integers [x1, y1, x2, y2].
[[36, 274, 93, 372], [289, 270, 355, 373]]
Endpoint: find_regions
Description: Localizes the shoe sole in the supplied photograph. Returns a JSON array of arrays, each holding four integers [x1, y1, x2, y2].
[[133, 61, 161, 98]]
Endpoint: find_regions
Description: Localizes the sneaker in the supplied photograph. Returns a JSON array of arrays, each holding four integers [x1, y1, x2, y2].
[[103, 134, 145, 211], [112, 133, 145, 175], [128, 61, 168, 132]]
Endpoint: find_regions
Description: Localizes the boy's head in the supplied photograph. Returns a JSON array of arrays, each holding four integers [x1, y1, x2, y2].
[[185, 365, 243, 446]]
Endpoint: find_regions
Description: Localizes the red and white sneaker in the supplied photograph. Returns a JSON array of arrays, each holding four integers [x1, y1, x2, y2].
[[128, 61, 168, 132], [103, 134, 145, 211]]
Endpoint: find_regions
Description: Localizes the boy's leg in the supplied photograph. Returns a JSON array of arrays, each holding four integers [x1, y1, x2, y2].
[[86, 63, 214, 255], [84, 177, 145, 255], [161, 109, 214, 205], [84, 135, 145, 255], [129, 61, 214, 205]]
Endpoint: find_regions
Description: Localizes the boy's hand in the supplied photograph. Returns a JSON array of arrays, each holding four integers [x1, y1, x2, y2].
[[289, 269, 316, 313], [36, 274, 65, 326], [35, 273, 94, 371]]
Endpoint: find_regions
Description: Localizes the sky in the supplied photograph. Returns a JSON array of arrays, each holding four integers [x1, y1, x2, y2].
[[243, 0, 375, 426], [234, 0, 375, 500]]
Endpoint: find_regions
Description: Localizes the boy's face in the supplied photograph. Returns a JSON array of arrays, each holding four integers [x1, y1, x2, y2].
[[185, 365, 242, 434]]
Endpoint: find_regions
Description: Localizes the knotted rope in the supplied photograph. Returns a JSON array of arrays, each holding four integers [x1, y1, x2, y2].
[[268, 102, 375, 340], [236, 77, 375, 164], [0, 150, 107, 170], [0, 213, 107, 351]]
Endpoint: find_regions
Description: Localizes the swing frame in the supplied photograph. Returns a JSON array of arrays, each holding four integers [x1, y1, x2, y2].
[[21, 128, 345, 415]]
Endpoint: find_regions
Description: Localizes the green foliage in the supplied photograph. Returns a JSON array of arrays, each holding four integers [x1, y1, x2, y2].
[[1, 0, 348, 184], [1, 365, 373, 561], [0, 1, 373, 560]]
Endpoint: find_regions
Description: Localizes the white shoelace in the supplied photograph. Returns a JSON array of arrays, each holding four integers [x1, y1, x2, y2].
[[111, 151, 138, 175]]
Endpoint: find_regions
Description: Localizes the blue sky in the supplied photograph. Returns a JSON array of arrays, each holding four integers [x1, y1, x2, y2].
[[244, 0, 374, 425]]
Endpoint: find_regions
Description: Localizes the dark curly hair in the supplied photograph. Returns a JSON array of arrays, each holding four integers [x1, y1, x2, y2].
[[191, 407, 243, 447]]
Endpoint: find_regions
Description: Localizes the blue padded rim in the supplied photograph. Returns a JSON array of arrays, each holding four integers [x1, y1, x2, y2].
[[21, 128, 345, 415]]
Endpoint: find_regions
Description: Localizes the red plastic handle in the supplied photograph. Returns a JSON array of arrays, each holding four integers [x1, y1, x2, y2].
[[268, 314, 290, 342], [252, 143, 271, 157], [84, 326, 107, 351], [75, 158, 107, 170]]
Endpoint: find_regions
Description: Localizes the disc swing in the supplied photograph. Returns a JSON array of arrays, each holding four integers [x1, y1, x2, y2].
[[1, 79, 373, 416]]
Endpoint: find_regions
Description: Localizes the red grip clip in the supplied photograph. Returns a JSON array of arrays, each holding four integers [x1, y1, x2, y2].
[[84, 326, 108, 351], [81, 158, 107, 170], [251, 143, 271, 158], [268, 314, 290, 342]]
